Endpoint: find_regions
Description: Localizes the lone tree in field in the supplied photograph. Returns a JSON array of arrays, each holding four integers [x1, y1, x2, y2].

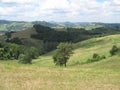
[[53, 43, 73, 67]]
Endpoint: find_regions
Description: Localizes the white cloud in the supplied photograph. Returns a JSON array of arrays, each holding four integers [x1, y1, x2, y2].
[[0, 6, 16, 14], [41, 0, 69, 10], [0, 0, 42, 4], [0, 0, 120, 22], [113, 0, 120, 4]]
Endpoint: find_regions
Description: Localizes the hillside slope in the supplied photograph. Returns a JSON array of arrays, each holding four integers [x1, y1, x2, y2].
[[0, 34, 120, 90], [34, 34, 120, 67], [11, 27, 42, 46]]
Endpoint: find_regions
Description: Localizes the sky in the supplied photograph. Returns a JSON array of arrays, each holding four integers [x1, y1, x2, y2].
[[0, 0, 120, 23]]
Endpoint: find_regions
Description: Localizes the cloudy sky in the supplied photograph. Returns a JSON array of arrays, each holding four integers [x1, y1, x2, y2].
[[0, 0, 120, 23]]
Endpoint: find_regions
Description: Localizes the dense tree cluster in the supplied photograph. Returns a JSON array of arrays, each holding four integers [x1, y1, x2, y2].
[[0, 42, 39, 64], [32, 24, 94, 43], [32, 25, 120, 43], [90, 27, 120, 36], [0, 42, 24, 60]]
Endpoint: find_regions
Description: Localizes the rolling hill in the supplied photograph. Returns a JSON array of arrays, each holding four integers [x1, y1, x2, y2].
[[34, 34, 120, 67], [0, 20, 120, 32], [0, 20, 58, 32], [0, 20, 33, 31], [0, 34, 120, 90], [0, 20, 120, 90]]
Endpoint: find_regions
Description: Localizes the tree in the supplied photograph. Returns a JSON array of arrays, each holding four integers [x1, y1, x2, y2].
[[53, 43, 73, 67], [28, 47, 39, 59], [18, 47, 39, 64]]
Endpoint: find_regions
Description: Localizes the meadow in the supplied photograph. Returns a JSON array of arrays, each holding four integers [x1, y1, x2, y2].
[[0, 34, 120, 90]]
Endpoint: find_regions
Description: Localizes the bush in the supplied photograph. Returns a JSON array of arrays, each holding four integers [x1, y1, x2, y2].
[[18, 47, 40, 64], [18, 53, 32, 64], [91, 53, 101, 62], [87, 53, 106, 63], [110, 45, 119, 56], [101, 55, 106, 59]]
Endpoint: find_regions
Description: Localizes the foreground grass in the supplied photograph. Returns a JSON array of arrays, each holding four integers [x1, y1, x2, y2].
[[0, 57, 120, 90], [0, 34, 120, 90]]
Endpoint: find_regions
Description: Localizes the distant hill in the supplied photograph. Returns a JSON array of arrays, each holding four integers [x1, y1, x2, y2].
[[52, 22, 120, 30], [0, 20, 60, 32], [0, 20, 32, 31], [0, 20, 120, 32]]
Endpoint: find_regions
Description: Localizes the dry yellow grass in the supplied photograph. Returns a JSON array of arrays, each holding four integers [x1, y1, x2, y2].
[[0, 58, 120, 90]]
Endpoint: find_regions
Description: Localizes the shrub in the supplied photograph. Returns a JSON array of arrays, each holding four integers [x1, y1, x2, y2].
[[110, 45, 119, 56], [18, 53, 32, 64], [101, 55, 106, 59], [87, 53, 106, 63], [91, 53, 101, 62], [18, 47, 40, 64]]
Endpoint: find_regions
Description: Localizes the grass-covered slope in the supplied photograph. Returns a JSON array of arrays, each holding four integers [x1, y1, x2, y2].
[[34, 34, 120, 67], [0, 34, 120, 90], [69, 34, 120, 65]]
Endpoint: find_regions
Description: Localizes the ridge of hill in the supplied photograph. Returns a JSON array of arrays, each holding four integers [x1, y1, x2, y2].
[[0, 20, 58, 31], [0, 20, 120, 32]]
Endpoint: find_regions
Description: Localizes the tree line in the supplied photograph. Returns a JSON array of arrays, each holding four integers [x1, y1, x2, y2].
[[31, 24, 120, 43], [0, 42, 39, 64]]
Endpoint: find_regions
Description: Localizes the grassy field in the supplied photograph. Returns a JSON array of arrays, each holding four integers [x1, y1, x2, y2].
[[0, 34, 120, 90]]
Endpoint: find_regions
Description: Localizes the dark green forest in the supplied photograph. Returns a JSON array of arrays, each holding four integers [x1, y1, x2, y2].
[[31, 24, 120, 43]]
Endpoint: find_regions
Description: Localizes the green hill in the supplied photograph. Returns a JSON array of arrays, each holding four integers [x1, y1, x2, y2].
[[0, 20, 59, 31], [0, 20, 33, 31], [33, 34, 120, 67], [1, 20, 119, 32], [0, 34, 120, 90]]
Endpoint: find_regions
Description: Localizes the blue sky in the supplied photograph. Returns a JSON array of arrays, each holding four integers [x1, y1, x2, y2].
[[0, 0, 120, 23], [97, 0, 105, 2]]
